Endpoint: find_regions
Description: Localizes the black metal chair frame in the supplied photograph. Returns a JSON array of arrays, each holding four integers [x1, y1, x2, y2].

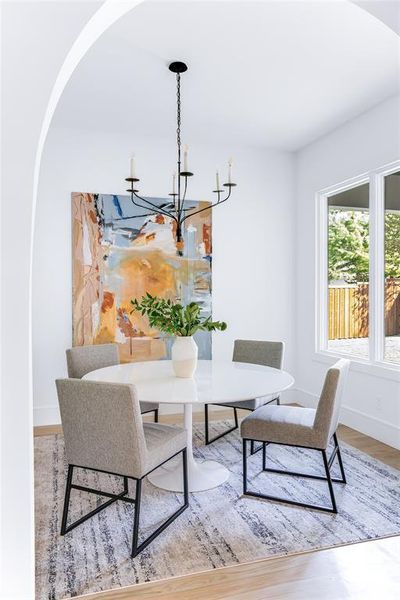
[[242, 433, 346, 513], [205, 396, 280, 455], [141, 407, 159, 422], [61, 447, 188, 557]]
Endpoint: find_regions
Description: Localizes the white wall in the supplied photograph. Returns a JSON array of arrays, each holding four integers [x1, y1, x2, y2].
[[33, 126, 295, 424], [295, 95, 400, 449]]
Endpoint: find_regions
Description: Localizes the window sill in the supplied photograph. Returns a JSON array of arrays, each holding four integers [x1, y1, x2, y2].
[[313, 350, 400, 382]]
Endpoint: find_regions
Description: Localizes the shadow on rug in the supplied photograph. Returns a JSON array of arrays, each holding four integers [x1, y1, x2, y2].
[[35, 421, 400, 599]]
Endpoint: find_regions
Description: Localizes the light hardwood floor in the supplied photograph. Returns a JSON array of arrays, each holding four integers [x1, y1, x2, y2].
[[74, 536, 400, 600], [34, 410, 400, 600]]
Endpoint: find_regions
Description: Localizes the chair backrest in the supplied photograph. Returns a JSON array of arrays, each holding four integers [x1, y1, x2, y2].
[[56, 379, 147, 479], [313, 359, 350, 448], [233, 339, 284, 370], [66, 343, 119, 379]]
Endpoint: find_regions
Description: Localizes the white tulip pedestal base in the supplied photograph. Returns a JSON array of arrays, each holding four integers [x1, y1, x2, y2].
[[147, 403, 230, 492]]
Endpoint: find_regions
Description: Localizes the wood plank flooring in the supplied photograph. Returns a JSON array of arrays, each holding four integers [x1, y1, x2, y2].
[[34, 409, 400, 600], [74, 536, 400, 600]]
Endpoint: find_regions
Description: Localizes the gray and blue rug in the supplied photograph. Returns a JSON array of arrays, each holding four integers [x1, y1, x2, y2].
[[35, 422, 400, 599]]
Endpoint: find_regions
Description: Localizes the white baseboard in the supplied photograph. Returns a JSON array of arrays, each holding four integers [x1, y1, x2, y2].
[[33, 401, 209, 426], [33, 396, 293, 426], [291, 387, 400, 450], [34, 388, 400, 450], [340, 406, 400, 450]]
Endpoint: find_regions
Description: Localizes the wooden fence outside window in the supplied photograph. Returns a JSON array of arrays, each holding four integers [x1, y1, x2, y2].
[[328, 279, 400, 340]]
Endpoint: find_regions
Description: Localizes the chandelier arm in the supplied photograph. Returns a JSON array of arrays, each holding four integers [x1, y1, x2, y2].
[[130, 196, 162, 214], [181, 188, 232, 223], [114, 212, 155, 221], [131, 198, 176, 221], [181, 175, 188, 206], [177, 204, 197, 212], [132, 191, 178, 221]]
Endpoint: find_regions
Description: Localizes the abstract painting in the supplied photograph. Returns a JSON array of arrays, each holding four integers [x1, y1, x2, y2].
[[72, 192, 212, 362]]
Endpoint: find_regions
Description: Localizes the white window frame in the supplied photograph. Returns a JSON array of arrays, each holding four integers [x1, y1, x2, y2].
[[315, 159, 400, 378]]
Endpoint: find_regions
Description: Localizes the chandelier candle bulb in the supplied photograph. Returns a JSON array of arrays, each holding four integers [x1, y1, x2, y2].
[[130, 156, 137, 179], [172, 172, 176, 195], [228, 159, 233, 184], [183, 145, 189, 172], [216, 170, 220, 190]]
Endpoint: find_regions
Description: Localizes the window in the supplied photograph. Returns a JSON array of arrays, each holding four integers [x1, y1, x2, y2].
[[384, 170, 400, 365], [317, 161, 400, 368], [327, 183, 370, 359]]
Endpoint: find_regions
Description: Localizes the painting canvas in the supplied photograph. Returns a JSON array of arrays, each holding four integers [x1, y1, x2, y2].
[[72, 192, 212, 362]]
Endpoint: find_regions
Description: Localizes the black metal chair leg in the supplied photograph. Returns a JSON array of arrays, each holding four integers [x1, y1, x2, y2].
[[322, 450, 337, 513], [205, 404, 239, 445], [60, 464, 74, 535], [243, 439, 341, 513], [242, 439, 248, 494], [61, 480, 130, 535], [60, 450, 188, 557], [250, 440, 265, 455], [154, 409, 159, 423], [205, 403, 210, 444], [131, 449, 189, 558], [131, 478, 142, 557], [182, 448, 189, 506], [333, 433, 346, 484]]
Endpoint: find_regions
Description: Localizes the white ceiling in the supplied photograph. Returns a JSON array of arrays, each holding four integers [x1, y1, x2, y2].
[[52, 0, 400, 151]]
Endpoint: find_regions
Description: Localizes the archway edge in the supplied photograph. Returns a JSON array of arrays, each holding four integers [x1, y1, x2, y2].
[[31, 0, 141, 256], [26, 2, 141, 597]]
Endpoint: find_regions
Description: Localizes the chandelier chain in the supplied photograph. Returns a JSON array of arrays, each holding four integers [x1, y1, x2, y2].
[[176, 73, 181, 160]]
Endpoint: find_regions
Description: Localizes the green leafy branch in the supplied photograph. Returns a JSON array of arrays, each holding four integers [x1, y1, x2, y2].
[[328, 209, 400, 282], [131, 293, 227, 337]]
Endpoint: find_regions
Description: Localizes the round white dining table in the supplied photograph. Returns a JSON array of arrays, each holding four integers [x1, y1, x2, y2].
[[83, 359, 294, 493]]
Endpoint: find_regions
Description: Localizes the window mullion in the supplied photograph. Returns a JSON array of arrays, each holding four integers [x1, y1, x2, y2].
[[316, 193, 328, 352], [369, 173, 385, 363]]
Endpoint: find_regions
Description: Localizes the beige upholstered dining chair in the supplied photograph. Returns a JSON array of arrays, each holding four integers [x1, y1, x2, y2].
[[241, 358, 350, 513], [205, 339, 285, 453], [56, 378, 188, 557], [66, 343, 160, 421]]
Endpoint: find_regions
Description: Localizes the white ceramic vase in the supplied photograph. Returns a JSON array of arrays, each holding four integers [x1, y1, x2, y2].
[[171, 336, 198, 378]]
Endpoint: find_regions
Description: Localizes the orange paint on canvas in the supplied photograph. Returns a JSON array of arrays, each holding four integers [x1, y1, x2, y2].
[[72, 192, 212, 361]]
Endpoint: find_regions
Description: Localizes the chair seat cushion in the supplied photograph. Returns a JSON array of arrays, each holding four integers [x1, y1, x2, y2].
[[140, 401, 159, 414], [216, 395, 278, 411], [240, 405, 322, 448], [143, 422, 186, 475]]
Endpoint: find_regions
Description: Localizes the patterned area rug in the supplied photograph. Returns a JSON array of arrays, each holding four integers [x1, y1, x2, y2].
[[35, 421, 400, 600]]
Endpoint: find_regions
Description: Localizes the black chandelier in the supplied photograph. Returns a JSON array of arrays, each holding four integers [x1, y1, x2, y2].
[[125, 61, 236, 254]]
